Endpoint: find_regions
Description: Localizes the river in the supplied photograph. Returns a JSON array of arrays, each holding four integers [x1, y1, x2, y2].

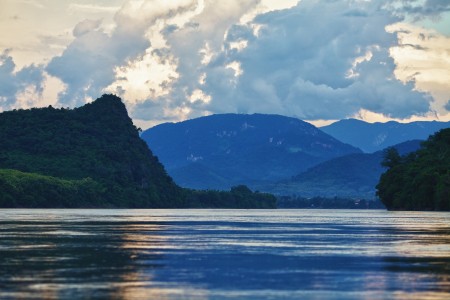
[[0, 209, 449, 299]]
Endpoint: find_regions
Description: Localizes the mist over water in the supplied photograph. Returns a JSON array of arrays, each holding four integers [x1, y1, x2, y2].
[[1, 209, 449, 299]]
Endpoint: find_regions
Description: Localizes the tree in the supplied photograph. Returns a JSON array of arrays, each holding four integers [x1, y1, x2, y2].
[[376, 128, 450, 211], [381, 147, 402, 168]]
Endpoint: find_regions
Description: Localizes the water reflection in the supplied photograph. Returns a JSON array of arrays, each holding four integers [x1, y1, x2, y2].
[[0, 209, 449, 299], [0, 214, 175, 298]]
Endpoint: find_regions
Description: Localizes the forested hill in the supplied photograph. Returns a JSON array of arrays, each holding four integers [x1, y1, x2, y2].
[[376, 128, 450, 211], [0, 94, 181, 207], [0, 95, 275, 208]]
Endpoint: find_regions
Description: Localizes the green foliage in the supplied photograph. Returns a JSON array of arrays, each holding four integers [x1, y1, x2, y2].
[[381, 147, 402, 168], [0, 94, 276, 208], [376, 128, 450, 211], [183, 185, 277, 208], [0, 169, 106, 208], [0, 94, 182, 208]]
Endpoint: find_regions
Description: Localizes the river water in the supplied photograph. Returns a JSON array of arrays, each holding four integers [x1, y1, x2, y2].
[[0, 209, 449, 299]]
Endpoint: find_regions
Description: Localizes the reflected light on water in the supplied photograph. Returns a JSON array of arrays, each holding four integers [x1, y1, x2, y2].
[[0, 209, 449, 299]]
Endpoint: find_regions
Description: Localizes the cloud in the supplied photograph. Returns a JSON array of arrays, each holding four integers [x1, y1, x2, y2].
[[445, 100, 450, 111], [46, 28, 119, 106], [387, 22, 450, 115], [391, 0, 450, 19], [2, 0, 448, 125], [68, 3, 121, 13], [46, 0, 199, 106], [195, 0, 430, 120], [73, 19, 102, 37], [129, 0, 261, 122], [123, 0, 442, 125], [15, 0, 45, 9], [0, 50, 45, 109]]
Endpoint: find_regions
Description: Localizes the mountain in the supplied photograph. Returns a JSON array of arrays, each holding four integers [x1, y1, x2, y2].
[[141, 114, 361, 190], [0, 95, 275, 208], [377, 129, 450, 211], [0, 94, 182, 207], [266, 140, 422, 199], [321, 119, 450, 153]]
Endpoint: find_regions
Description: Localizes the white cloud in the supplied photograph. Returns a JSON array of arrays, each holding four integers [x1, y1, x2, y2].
[[0, 0, 125, 68], [198, 0, 431, 121], [129, 0, 261, 121], [73, 19, 102, 37], [188, 88, 211, 104], [46, 28, 118, 106], [68, 3, 121, 13], [0, 50, 45, 109], [387, 22, 450, 116], [45, 0, 199, 106], [105, 48, 179, 103], [1, 0, 450, 125]]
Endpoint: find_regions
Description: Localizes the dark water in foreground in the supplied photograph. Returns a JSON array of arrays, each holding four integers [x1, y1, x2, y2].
[[0, 209, 449, 299]]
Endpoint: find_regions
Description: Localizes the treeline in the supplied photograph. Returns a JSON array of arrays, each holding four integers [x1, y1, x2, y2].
[[0, 170, 275, 208], [0, 169, 106, 208], [0, 95, 276, 209], [277, 195, 385, 209], [183, 185, 276, 208], [376, 128, 450, 211]]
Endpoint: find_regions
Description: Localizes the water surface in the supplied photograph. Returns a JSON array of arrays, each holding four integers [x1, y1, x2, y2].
[[0, 209, 449, 299]]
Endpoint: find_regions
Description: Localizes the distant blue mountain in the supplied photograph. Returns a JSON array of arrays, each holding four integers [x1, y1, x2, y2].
[[142, 114, 361, 190], [321, 119, 450, 153], [265, 140, 423, 199]]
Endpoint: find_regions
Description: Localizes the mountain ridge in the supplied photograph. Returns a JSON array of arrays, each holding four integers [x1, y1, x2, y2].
[[321, 118, 450, 153], [265, 140, 423, 199], [142, 113, 362, 190]]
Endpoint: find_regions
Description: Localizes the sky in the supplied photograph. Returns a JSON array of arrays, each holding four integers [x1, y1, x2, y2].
[[1, 0, 450, 129]]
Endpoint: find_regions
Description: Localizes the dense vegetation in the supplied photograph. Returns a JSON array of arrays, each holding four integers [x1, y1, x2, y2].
[[183, 185, 276, 209], [0, 169, 275, 208], [376, 129, 450, 211], [0, 169, 105, 208], [0, 94, 275, 208]]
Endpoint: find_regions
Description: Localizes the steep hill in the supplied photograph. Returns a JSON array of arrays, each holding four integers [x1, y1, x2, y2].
[[0, 95, 275, 208], [0, 94, 181, 207], [267, 140, 422, 199], [377, 129, 450, 211], [321, 119, 450, 153], [142, 114, 361, 190]]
